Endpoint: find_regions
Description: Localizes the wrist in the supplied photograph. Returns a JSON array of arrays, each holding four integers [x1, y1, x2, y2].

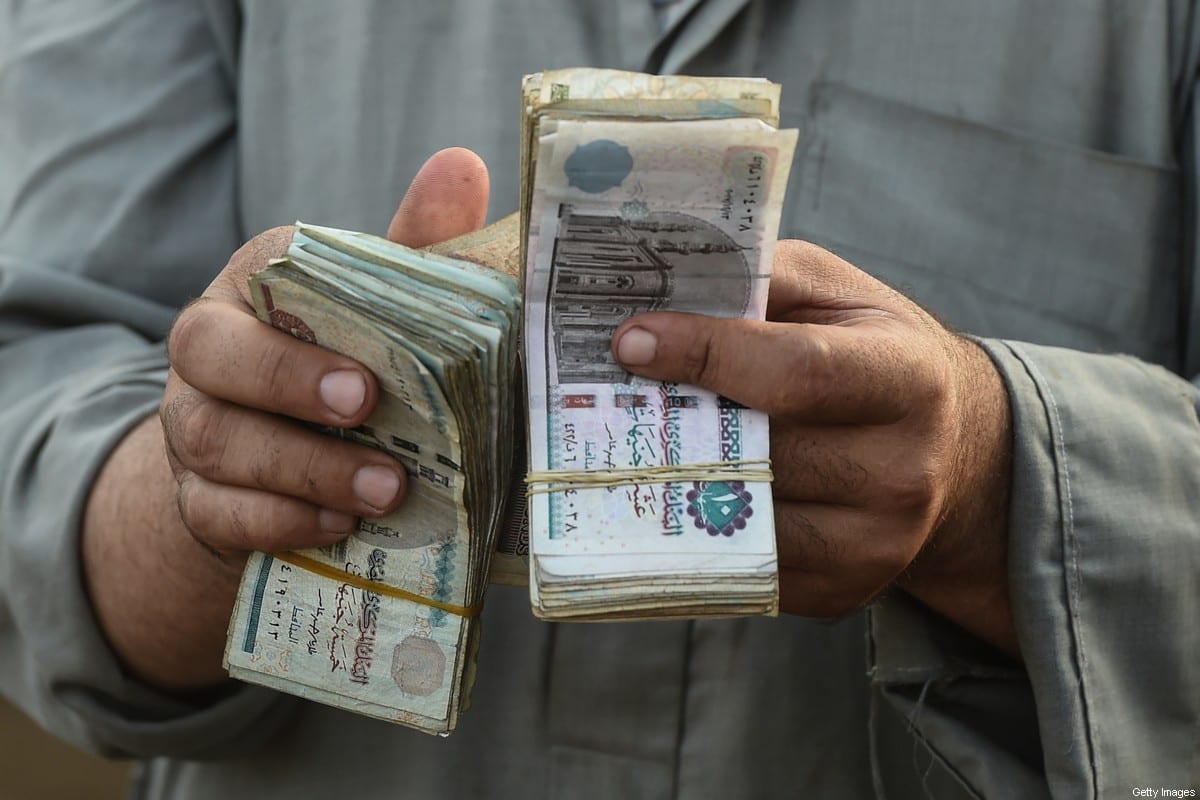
[[82, 414, 242, 690], [896, 335, 1018, 656]]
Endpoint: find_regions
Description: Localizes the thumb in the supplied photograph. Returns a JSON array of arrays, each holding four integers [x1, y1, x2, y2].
[[611, 312, 911, 423], [387, 147, 490, 247], [611, 312, 791, 413]]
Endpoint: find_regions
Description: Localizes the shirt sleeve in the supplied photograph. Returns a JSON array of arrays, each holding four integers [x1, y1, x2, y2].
[[0, 0, 291, 759], [864, 9, 1200, 792], [866, 344, 1200, 800], [864, 180, 1200, 800]]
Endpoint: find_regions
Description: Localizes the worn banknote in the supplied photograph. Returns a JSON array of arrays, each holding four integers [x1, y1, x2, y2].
[[225, 224, 519, 734], [520, 68, 782, 265], [522, 76, 798, 618]]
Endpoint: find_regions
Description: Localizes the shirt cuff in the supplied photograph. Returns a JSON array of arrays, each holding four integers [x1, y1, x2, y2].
[[867, 337, 1200, 798]]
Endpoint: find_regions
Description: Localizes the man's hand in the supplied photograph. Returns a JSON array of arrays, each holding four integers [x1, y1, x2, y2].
[[82, 148, 491, 689], [611, 240, 1018, 657]]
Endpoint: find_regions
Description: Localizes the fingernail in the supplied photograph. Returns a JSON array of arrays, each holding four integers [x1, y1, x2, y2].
[[320, 370, 367, 418], [319, 509, 357, 534], [353, 465, 402, 510], [615, 327, 658, 366]]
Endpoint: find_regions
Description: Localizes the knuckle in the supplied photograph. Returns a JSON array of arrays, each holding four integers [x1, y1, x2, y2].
[[159, 388, 181, 441], [677, 319, 747, 389], [160, 389, 195, 458], [777, 239, 827, 273], [883, 465, 939, 513], [866, 532, 919, 581], [242, 226, 293, 262], [910, 353, 952, 411], [173, 397, 229, 473], [166, 300, 215, 371], [784, 332, 836, 417], [175, 471, 207, 535], [680, 327, 718, 386], [760, 381, 799, 418]]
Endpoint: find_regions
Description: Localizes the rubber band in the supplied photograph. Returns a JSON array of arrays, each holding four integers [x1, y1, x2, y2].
[[273, 551, 483, 618], [524, 459, 773, 496]]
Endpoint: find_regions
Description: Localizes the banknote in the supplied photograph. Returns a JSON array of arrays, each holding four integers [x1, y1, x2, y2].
[[520, 68, 783, 266], [523, 114, 797, 618]]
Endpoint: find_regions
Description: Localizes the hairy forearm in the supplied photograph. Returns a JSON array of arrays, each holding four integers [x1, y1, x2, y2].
[[82, 414, 243, 690], [897, 338, 1019, 660]]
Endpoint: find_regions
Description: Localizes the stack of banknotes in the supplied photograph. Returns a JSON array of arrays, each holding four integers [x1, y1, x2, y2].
[[520, 69, 797, 619], [224, 68, 797, 734], [224, 223, 520, 734]]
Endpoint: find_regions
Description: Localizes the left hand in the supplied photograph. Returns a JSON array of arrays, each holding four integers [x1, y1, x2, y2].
[[83, 148, 492, 688], [611, 240, 1017, 656]]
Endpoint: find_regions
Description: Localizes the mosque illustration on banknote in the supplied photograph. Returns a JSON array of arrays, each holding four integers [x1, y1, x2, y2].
[[548, 203, 751, 384]]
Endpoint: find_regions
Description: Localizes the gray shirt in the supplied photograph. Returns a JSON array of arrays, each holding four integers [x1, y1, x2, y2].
[[1, 1, 1197, 798]]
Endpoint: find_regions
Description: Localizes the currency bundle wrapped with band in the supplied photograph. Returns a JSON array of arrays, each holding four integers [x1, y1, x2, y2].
[[223, 68, 797, 734], [225, 223, 521, 734], [521, 69, 797, 619]]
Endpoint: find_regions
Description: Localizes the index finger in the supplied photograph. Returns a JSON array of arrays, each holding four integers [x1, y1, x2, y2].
[[168, 298, 378, 427]]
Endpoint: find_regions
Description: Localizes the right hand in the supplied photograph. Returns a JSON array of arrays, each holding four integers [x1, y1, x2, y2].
[[162, 148, 492, 560]]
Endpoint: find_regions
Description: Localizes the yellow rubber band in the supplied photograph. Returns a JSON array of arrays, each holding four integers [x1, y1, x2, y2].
[[273, 551, 483, 618], [525, 459, 773, 496]]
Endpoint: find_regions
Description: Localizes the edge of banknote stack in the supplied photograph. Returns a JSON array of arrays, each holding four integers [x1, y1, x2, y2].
[[520, 69, 798, 620]]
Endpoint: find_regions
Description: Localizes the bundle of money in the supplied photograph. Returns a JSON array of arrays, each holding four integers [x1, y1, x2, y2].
[[521, 69, 798, 619], [223, 68, 798, 735], [224, 223, 520, 734]]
